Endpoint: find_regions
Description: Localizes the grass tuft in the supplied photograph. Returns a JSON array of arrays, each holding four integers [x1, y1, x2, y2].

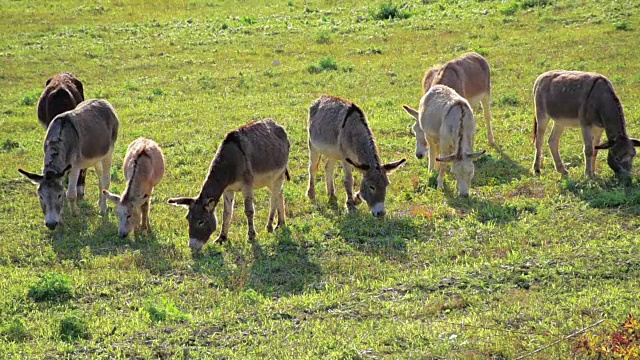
[[1, 319, 28, 342], [59, 314, 90, 342], [27, 272, 73, 302], [370, 1, 411, 20], [19, 90, 40, 106], [307, 56, 339, 73], [144, 299, 191, 323]]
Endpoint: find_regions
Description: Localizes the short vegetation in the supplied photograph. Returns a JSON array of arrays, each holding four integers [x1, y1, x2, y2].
[[0, 0, 639, 358]]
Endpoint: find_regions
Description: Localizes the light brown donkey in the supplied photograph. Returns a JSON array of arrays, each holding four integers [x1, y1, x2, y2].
[[168, 119, 290, 251], [19, 99, 119, 229], [307, 95, 406, 217], [422, 52, 495, 144], [103, 138, 165, 238]]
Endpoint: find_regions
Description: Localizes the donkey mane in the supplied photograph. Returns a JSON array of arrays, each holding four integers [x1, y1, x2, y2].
[[341, 103, 381, 165], [122, 149, 150, 201], [44, 116, 78, 171]]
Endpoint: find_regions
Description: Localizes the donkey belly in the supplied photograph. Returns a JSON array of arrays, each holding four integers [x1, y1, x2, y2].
[[311, 141, 343, 160], [550, 117, 581, 128], [225, 169, 286, 192]]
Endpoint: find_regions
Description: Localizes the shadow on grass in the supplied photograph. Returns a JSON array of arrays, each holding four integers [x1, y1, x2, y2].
[[473, 146, 530, 186], [561, 177, 640, 215], [49, 207, 178, 274], [192, 228, 324, 298]]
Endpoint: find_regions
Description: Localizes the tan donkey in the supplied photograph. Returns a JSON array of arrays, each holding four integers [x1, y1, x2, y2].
[[19, 99, 119, 229], [168, 119, 290, 251], [533, 70, 640, 179], [422, 52, 495, 145], [307, 95, 406, 217], [103, 138, 165, 238]]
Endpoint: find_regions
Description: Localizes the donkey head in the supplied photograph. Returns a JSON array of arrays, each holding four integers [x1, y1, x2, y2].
[[595, 136, 640, 179], [18, 165, 72, 230], [437, 151, 486, 197], [346, 158, 406, 217], [402, 105, 428, 160], [103, 191, 149, 238], [168, 196, 218, 250]]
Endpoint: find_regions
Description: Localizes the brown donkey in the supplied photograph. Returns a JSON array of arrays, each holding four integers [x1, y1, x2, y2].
[[19, 99, 119, 229], [168, 119, 290, 251], [533, 70, 640, 179], [104, 138, 165, 238], [37, 73, 89, 197], [422, 52, 495, 145], [307, 95, 405, 217]]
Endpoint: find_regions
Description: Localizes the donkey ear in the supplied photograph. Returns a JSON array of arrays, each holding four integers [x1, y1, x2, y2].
[[436, 153, 458, 163], [595, 139, 615, 150], [58, 164, 72, 179], [402, 105, 419, 120], [102, 190, 121, 203], [71, 77, 84, 98], [18, 169, 43, 184], [630, 138, 640, 147], [465, 150, 486, 160], [383, 159, 406, 173], [345, 158, 370, 171], [45, 77, 52, 86], [204, 198, 217, 213], [168, 197, 195, 208]]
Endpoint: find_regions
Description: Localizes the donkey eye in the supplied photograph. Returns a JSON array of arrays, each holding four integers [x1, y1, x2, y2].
[[369, 186, 376, 191], [57, 194, 62, 199], [197, 220, 206, 227]]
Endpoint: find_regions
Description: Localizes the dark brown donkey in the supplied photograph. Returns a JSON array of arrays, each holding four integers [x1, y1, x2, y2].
[[37, 73, 88, 197], [168, 119, 290, 251]]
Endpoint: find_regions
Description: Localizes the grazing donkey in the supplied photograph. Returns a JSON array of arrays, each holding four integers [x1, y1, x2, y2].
[[533, 70, 640, 179], [403, 85, 485, 197], [422, 52, 495, 145], [19, 99, 119, 229], [168, 119, 290, 251], [103, 138, 165, 238], [307, 95, 406, 216], [37, 72, 89, 197]]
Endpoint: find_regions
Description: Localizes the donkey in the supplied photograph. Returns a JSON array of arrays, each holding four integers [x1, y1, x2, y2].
[[307, 95, 406, 216], [403, 85, 485, 196], [533, 70, 640, 179], [19, 99, 119, 229], [103, 138, 165, 238], [168, 119, 290, 251], [422, 52, 495, 145], [37, 72, 88, 197]]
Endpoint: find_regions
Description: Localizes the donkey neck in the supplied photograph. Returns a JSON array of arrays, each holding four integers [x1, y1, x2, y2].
[[197, 156, 236, 204], [43, 120, 79, 174], [341, 118, 381, 168]]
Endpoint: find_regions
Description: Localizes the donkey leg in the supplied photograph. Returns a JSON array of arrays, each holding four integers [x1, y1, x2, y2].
[[267, 187, 278, 233], [242, 186, 256, 241], [98, 153, 113, 215], [217, 190, 235, 243], [548, 122, 567, 176], [268, 173, 286, 231], [66, 167, 82, 216], [581, 126, 595, 178], [427, 138, 439, 172], [76, 169, 87, 199], [437, 163, 447, 191], [533, 112, 549, 175], [307, 143, 320, 200], [343, 162, 357, 212], [481, 94, 495, 145], [325, 159, 337, 203], [141, 200, 151, 232], [591, 128, 604, 175]]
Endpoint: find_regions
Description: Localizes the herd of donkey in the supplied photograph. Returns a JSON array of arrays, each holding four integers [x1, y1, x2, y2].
[[18, 52, 640, 251]]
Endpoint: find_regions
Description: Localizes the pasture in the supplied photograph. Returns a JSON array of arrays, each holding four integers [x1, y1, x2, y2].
[[1, 0, 639, 358]]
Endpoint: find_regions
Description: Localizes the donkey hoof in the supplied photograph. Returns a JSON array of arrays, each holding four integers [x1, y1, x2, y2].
[[266, 224, 274, 233], [215, 235, 228, 243], [247, 230, 256, 242], [306, 189, 316, 200]]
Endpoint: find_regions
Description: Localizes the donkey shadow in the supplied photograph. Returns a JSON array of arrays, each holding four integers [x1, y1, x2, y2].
[[192, 228, 324, 297], [473, 146, 530, 186], [50, 209, 176, 274], [562, 177, 640, 216]]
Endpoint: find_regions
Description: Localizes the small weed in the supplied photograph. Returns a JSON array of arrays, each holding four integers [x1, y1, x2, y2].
[[521, 0, 552, 9], [221, 23, 229, 30], [19, 90, 40, 106], [614, 21, 630, 31], [370, 1, 411, 21], [357, 46, 384, 55], [124, 81, 140, 91], [1, 318, 28, 342], [612, 75, 625, 85], [144, 298, 191, 323], [315, 29, 332, 44], [288, 0, 294, 6], [27, 272, 73, 302], [475, 47, 489, 56], [1, 139, 21, 152], [307, 56, 339, 74], [93, 88, 111, 99], [198, 74, 215, 90], [152, 88, 164, 96], [241, 16, 255, 25], [59, 314, 89, 342], [499, 1, 519, 16], [497, 93, 520, 106]]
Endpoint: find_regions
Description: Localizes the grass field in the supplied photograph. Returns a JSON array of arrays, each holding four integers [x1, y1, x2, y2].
[[1, 0, 640, 358]]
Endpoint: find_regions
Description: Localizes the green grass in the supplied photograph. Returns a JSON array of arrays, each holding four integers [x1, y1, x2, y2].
[[1, 0, 640, 358]]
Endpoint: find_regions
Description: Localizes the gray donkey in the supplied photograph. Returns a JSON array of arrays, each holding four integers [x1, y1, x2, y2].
[[533, 70, 640, 179], [307, 95, 405, 217], [168, 119, 290, 251], [19, 99, 119, 229]]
